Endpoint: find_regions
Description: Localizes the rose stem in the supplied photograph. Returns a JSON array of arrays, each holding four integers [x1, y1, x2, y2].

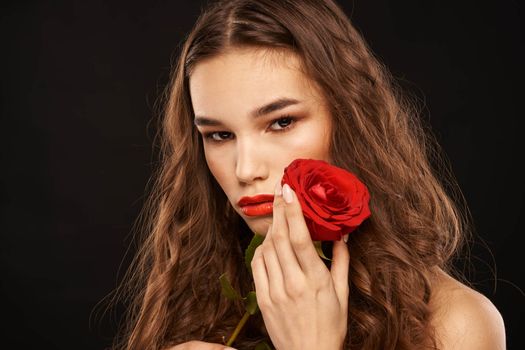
[[226, 311, 251, 346]]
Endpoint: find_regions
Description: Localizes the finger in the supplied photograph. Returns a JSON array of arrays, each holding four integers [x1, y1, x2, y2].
[[282, 184, 327, 277], [251, 244, 270, 308], [330, 238, 350, 307], [262, 222, 287, 302], [168, 340, 236, 350], [270, 180, 303, 282]]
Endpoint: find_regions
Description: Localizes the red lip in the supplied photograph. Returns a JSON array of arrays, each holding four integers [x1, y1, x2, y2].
[[237, 194, 275, 206], [240, 202, 274, 216], [238, 194, 275, 217]]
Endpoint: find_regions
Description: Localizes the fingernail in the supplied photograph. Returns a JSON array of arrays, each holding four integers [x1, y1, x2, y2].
[[343, 233, 349, 243], [274, 180, 282, 196], [223, 347, 237, 350], [283, 183, 293, 203]]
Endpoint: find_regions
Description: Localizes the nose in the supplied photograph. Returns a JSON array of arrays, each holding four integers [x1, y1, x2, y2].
[[235, 136, 268, 184]]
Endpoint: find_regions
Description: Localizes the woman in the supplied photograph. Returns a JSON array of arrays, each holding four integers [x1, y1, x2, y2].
[[113, 0, 505, 349]]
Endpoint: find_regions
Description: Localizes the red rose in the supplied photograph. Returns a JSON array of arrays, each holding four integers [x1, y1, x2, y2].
[[281, 158, 371, 241]]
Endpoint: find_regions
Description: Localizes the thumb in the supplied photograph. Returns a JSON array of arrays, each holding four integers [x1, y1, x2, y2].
[[330, 235, 350, 305]]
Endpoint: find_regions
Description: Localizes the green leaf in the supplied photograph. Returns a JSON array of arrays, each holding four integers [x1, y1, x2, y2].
[[313, 241, 332, 262], [244, 233, 265, 275], [244, 291, 259, 315], [219, 273, 241, 301], [254, 340, 273, 350]]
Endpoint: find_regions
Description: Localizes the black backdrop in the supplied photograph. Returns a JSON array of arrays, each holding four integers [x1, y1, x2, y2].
[[1, 0, 523, 349]]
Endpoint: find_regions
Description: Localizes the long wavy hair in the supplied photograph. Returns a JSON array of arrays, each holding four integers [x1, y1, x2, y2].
[[111, 0, 473, 349]]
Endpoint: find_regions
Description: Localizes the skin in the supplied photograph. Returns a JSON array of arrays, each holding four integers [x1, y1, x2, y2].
[[190, 47, 347, 350], [428, 268, 506, 349], [170, 47, 506, 350], [190, 47, 333, 237]]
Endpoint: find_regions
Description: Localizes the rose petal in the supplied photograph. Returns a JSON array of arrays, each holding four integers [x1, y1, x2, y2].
[[310, 183, 328, 202], [303, 194, 333, 219]]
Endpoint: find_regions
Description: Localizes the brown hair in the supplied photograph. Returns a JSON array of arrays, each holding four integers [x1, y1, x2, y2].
[[111, 0, 473, 349]]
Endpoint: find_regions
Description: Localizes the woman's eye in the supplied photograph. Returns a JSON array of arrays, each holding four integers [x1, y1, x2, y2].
[[269, 116, 295, 130], [204, 131, 232, 142], [202, 115, 297, 144]]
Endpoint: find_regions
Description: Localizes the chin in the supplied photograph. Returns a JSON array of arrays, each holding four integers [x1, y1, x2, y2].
[[244, 216, 272, 236]]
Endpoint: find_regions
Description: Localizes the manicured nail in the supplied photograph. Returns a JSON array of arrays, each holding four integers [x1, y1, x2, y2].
[[283, 183, 293, 203], [343, 233, 349, 243], [223, 347, 237, 350], [275, 180, 282, 196]]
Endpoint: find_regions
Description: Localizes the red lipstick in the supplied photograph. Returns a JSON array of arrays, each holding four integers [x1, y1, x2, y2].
[[238, 194, 274, 216]]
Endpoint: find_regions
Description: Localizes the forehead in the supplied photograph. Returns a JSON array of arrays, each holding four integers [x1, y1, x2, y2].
[[189, 48, 324, 117]]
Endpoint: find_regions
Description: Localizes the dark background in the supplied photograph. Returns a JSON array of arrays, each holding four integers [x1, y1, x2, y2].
[[1, 0, 523, 348]]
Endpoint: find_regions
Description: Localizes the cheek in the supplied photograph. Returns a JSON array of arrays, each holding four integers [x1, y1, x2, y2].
[[205, 150, 224, 182], [204, 147, 235, 194], [284, 124, 331, 161]]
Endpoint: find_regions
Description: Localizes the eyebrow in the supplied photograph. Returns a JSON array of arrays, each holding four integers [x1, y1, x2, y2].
[[193, 97, 301, 127]]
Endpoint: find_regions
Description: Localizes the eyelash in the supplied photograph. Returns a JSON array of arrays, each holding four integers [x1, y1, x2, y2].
[[202, 115, 298, 144]]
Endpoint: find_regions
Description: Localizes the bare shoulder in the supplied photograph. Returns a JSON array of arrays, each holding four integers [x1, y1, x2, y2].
[[429, 267, 506, 350]]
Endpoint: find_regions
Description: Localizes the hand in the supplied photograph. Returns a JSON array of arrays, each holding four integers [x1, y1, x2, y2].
[[251, 181, 350, 350], [166, 340, 236, 350]]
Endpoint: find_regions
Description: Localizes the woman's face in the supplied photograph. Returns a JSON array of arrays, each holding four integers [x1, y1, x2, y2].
[[189, 47, 333, 236]]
